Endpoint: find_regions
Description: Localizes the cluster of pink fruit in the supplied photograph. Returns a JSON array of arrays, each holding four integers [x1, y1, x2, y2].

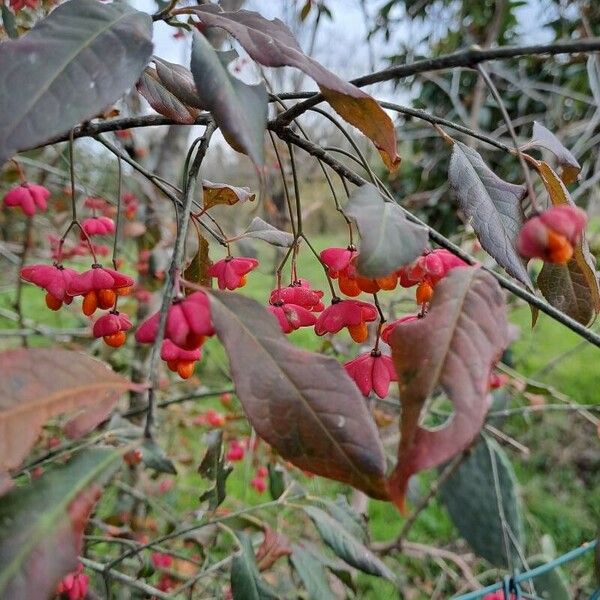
[[5, 177, 586, 396]]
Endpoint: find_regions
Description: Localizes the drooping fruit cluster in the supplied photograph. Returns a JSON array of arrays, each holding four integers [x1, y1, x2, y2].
[[397, 248, 468, 305], [321, 246, 398, 295], [3, 182, 49, 216], [262, 244, 468, 399], [251, 466, 268, 493], [136, 291, 215, 379], [55, 564, 89, 600], [208, 256, 259, 290], [268, 279, 324, 333], [20, 262, 134, 346]]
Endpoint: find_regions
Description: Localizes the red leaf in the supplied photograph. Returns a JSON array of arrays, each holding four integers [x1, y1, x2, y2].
[[0, 348, 139, 487], [207, 290, 388, 499], [387, 267, 508, 510]]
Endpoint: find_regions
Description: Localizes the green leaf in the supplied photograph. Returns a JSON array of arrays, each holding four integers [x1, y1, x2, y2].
[[0, 0, 152, 164], [527, 554, 572, 600], [190, 31, 267, 167], [317, 495, 368, 544], [268, 464, 286, 500], [231, 532, 279, 600], [440, 436, 523, 568], [0, 447, 121, 599], [290, 544, 336, 600], [207, 290, 388, 500], [198, 430, 232, 511], [345, 183, 428, 278], [1, 5, 18, 39], [239, 217, 294, 248], [448, 142, 531, 289], [303, 506, 396, 581], [141, 439, 177, 475]]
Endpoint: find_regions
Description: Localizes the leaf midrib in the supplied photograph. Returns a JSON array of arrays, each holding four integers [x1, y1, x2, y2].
[[5, 7, 136, 150], [212, 295, 381, 492]]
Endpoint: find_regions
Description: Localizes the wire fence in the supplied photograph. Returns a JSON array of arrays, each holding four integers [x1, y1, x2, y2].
[[456, 539, 599, 599]]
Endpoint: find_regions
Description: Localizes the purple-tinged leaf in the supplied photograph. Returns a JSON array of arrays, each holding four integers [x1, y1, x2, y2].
[[154, 57, 204, 109], [0, 0, 153, 164], [526, 122, 581, 184], [0, 348, 139, 490], [449, 142, 531, 289], [190, 31, 267, 167], [388, 267, 508, 509], [190, 6, 399, 170], [207, 290, 388, 499], [137, 67, 199, 124]]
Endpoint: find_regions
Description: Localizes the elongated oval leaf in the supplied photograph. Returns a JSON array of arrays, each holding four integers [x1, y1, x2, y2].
[[527, 122, 581, 184], [346, 183, 428, 278], [0, 447, 121, 600], [303, 506, 396, 580], [0, 348, 138, 488], [191, 31, 267, 167], [388, 267, 508, 508], [137, 67, 199, 124], [240, 217, 294, 247], [290, 544, 337, 600], [206, 290, 387, 499], [449, 142, 531, 289], [154, 57, 204, 109], [440, 436, 523, 568], [231, 532, 279, 600], [533, 161, 600, 325], [191, 6, 399, 170], [0, 0, 153, 164]]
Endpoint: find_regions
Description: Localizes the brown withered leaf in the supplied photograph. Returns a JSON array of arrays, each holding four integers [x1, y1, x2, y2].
[[137, 67, 200, 124], [526, 121, 581, 184], [388, 267, 508, 509], [532, 161, 600, 325], [207, 290, 388, 499], [256, 527, 292, 571], [0, 349, 138, 487], [191, 6, 399, 170], [184, 224, 212, 290], [202, 180, 256, 210], [448, 142, 531, 289]]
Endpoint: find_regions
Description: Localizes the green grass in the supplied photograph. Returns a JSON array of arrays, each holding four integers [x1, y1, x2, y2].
[[3, 230, 599, 597]]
